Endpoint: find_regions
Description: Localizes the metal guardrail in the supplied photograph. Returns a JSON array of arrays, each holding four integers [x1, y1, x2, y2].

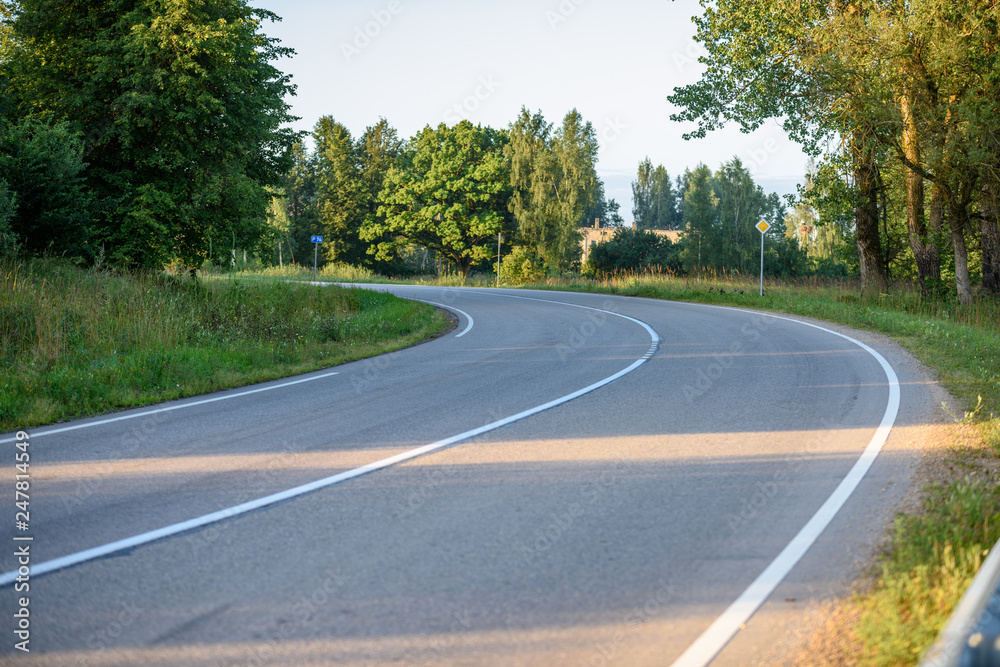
[[922, 537, 1000, 667]]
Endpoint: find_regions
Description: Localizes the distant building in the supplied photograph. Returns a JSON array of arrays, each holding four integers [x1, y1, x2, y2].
[[579, 220, 682, 263]]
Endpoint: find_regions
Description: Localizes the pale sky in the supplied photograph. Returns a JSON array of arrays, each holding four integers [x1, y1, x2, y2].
[[252, 0, 810, 221]]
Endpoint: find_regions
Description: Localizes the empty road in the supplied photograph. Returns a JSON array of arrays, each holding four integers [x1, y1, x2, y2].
[[0, 286, 949, 665]]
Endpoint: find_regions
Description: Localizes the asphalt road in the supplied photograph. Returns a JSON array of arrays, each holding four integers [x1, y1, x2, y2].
[[0, 286, 949, 666]]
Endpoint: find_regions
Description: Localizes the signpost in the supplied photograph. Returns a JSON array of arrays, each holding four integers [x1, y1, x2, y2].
[[311, 235, 323, 278], [755, 221, 770, 296]]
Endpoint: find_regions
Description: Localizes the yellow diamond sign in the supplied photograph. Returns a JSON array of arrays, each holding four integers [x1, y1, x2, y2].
[[756, 220, 771, 234]]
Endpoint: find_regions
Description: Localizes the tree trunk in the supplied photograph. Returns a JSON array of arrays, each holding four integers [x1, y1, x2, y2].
[[981, 179, 1000, 294], [900, 94, 939, 287], [948, 206, 973, 304], [852, 131, 888, 293], [929, 184, 945, 263]]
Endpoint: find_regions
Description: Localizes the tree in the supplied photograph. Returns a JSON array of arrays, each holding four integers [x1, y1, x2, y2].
[[680, 164, 718, 273], [650, 165, 677, 230], [667, 0, 893, 291], [507, 107, 600, 272], [355, 117, 406, 272], [264, 186, 291, 266], [312, 116, 365, 265], [550, 109, 600, 268], [0, 118, 92, 258], [507, 107, 562, 269], [6, 0, 298, 270], [632, 158, 654, 228], [279, 141, 318, 266], [634, 158, 678, 229], [605, 198, 625, 228], [712, 157, 768, 273], [363, 121, 511, 277]]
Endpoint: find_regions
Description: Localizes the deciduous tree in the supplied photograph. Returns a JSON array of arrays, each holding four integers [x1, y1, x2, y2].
[[6, 0, 298, 270], [364, 121, 511, 277]]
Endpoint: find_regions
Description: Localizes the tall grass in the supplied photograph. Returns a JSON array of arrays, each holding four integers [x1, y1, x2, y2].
[[0, 259, 446, 430], [199, 261, 384, 283]]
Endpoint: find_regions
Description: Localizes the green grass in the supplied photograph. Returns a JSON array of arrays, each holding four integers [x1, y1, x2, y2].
[[853, 468, 1000, 665], [0, 259, 448, 431]]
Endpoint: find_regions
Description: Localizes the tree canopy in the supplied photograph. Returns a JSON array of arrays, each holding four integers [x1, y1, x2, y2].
[[2, 0, 298, 269], [362, 121, 512, 277], [668, 0, 1000, 300]]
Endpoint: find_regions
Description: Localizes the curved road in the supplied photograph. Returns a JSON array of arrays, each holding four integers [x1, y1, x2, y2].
[[0, 286, 946, 666]]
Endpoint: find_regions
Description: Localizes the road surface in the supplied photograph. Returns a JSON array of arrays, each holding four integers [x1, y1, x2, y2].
[[0, 286, 950, 665]]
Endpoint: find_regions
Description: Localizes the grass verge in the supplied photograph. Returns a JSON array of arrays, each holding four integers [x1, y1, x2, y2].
[[0, 259, 449, 431]]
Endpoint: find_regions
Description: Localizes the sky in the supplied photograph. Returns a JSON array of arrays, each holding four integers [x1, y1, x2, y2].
[[251, 0, 810, 222]]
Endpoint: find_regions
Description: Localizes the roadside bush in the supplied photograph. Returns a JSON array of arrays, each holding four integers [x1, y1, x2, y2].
[[585, 227, 682, 277], [500, 246, 545, 284]]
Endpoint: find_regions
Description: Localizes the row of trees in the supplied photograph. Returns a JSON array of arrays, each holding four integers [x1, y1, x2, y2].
[[272, 108, 618, 277], [631, 158, 680, 230], [590, 157, 805, 277], [0, 0, 298, 270], [669, 0, 1000, 301]]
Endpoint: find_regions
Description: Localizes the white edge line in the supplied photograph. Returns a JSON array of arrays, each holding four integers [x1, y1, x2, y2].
[[0, 297, 659, 585], [0, 284, 472, 444], [0, 371, 341, 445], [422, 301, 474, 337], [670, 308, 901, 667]]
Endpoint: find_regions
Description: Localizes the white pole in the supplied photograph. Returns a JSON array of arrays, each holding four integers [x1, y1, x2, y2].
[[759, 228, 765, 297]]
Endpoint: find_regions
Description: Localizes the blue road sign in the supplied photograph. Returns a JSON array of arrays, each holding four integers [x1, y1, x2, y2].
[[311, 235, 323, 243]]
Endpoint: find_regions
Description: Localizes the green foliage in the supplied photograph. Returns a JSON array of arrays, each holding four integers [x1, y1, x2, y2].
[[364, 120, 511, 277], [507, 107, 562, 269], [0, 118, 92, 258], [6, 0, 299, 270], [313, 116, 366, 265], [507, 107, 599, 272], [499, 245, 545, 285], [354, 117, 407, 274], [856, 475, 1000, 665], [585, 228, 681, 277], [669, 0, 1000, 300], [632, 158, 677, 230], [680, 163, 719, 273], [0, 179, 19, 257]]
